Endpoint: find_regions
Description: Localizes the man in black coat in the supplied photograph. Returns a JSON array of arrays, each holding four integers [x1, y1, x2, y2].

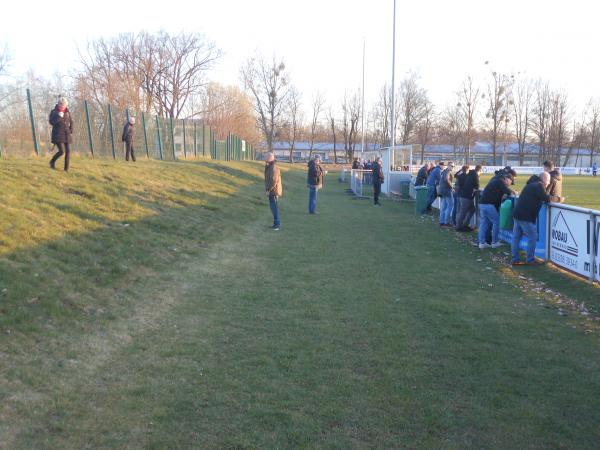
[[415, 162, 432, 186], [49, 97, 73, 171], [455, 165, 481, 231], [478, 174, 516, 248], [307, 155, 324, 214], [372, 157, 384, 206], [122, 117, 136, 162], [511, 172, 560, 265]]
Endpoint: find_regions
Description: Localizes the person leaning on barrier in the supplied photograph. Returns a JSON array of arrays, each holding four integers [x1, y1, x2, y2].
[[425, 161, 444, 211], [264, 152, 282, 230], [478, 173, 516, 249], [372, 157, 384, 206], [121, 116, 136, 162], [415, 162, 432, 186], [455, 165, 481, 232], [452, 164, 469, 226], [438, 162, 455, 227], [307, 154, 324, 214], [49, 97, 73, 172], [511, 172, 563, 266]]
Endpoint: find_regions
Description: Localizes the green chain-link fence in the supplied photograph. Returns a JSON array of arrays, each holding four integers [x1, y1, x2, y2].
[[0, 88, 257, 162]]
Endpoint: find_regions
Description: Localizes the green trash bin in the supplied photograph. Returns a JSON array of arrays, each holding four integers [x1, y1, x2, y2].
[[500, 197, 515, 230], [415, 186, 429, 214], [400, 181, 411, 199]]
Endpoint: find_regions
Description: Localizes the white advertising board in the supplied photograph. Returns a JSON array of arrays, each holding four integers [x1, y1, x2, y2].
[[549, 207, 599, 281]]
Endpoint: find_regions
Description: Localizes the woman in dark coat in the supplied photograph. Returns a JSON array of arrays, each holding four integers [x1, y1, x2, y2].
[[49, 97, 73, 171]]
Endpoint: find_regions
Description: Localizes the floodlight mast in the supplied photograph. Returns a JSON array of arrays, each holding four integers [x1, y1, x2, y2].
[[390, 0, 396, 154]]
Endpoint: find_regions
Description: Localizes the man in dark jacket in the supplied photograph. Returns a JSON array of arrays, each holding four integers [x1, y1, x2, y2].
[[511, 172, 554, 265], [307, 155, 324, 214], [415, 162, 432, 186], [438, 162, 455, 226], [264, 153, 282, 230], [478, 174, 516, 249], [372, 157, 384, 206], [455, 165, 481, 231], [49, 97, 73, 171], [122, 117, 136, 162]]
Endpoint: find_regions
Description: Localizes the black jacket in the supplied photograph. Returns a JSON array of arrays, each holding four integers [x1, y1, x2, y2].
[[415, 165, 428, 186], [122, 122, 135, 143], [307, 160, 324, 186], [479, 177, 514, 210], [49, 105, 73, 144], [459, 170, 480, 199], [372, 163, 384, 184], [513, 175, 551, 223]]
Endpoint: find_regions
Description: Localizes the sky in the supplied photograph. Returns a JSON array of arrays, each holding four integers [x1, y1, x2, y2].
[[1, 0, 599, 115]]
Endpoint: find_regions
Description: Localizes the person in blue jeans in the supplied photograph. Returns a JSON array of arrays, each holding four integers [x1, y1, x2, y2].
[[478, 174, 516, 249], [264, 152, 283, 230], [511, 172, 558, 265], [438, 162, 455, 226], [307, 155, 325, 214], [425, 161, 445, 211]]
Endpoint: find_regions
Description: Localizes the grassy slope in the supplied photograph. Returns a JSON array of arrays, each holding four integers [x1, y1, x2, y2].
[[1, 159, 600, 448]]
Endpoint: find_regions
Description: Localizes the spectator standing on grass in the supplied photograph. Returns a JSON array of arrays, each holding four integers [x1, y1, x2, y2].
[[593, 162, 597, 176], [307, 154, 324, 214], [415, 162, 431, 186], [121, 117, 136, 162], [478, 174, 516, 249], [511, 172, 562, 265], [455, 165, 482, 231], [352, 158, 360, 169], [372, 157, 384, 206], [438, 162, 455, 226], [264, 152, 282, 230], [452, 164, 469, 226], [543, 160, 554, 173], [425, 161, 445, 211], [49, 97, 73, 172]]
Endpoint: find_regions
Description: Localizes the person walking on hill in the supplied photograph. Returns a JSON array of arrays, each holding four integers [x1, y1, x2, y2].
[[511, 172, 562, 265], [425, 161, 444, 211], [307, 154, 324, 214], [122, 116, 136, 162], [372, 157, 384, 206], [438, 162, 455, 226], [455, 165, 481, 231], [478, 173, 516, 249], [49, 97, 73, 171], [264, 152, 282, 230]]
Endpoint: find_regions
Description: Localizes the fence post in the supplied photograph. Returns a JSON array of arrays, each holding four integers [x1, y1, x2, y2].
[[156, 116, 163, 160], [107, 104, 116, 159], [170, 117, 176, 160], [193, 121, 197, 158], [545, 204, 551, 261], [182, 119, 187, 159], [201, 124, 206, 157], [84, 100, 94, 157], [141, 112, 149, 158], [26, 88, 40, 156], [590, 213, 597, 284]]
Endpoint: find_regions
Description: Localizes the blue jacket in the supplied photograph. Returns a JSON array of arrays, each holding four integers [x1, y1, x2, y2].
[[426, 166, 442, 187]]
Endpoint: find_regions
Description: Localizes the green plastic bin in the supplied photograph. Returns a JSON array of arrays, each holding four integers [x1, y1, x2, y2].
[[415, 186, 429, 214], [500, 198, 515, 230]]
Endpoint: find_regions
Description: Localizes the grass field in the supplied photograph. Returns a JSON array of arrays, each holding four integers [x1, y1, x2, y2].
[[479, 173, 600, 210], [1, 158, 600, 448]]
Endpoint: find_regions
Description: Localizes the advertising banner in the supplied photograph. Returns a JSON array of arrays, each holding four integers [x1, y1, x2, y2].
[[549, 207, 599, 281]]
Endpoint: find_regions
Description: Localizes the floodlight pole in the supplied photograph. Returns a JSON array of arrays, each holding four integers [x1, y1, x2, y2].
[[361, 38, 366, 154], [390, 0, 397, 154]]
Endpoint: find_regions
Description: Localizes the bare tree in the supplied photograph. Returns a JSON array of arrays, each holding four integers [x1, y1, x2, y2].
[[512, 77, 533, 165], [416, 99, 435, 163], [548, 90, 569, 165], [485, 69, 513, 164], [457, 76, 481, 162], [531, 80, 552, 164], [341, 91, 361, 162], [398, 71, 429, 145], [308, 91, 324, 159], [0, 44, 10, 76], [440, 103, 464, 161], [327, 109, 338, 164], [583, 99, 600, 166], [282, 87, 303, 163], [241, 54, 290, 153], [371, 83, 391, 147]]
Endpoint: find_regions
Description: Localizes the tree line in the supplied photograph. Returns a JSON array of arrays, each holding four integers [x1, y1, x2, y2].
[[1, 33, 599, 165]]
